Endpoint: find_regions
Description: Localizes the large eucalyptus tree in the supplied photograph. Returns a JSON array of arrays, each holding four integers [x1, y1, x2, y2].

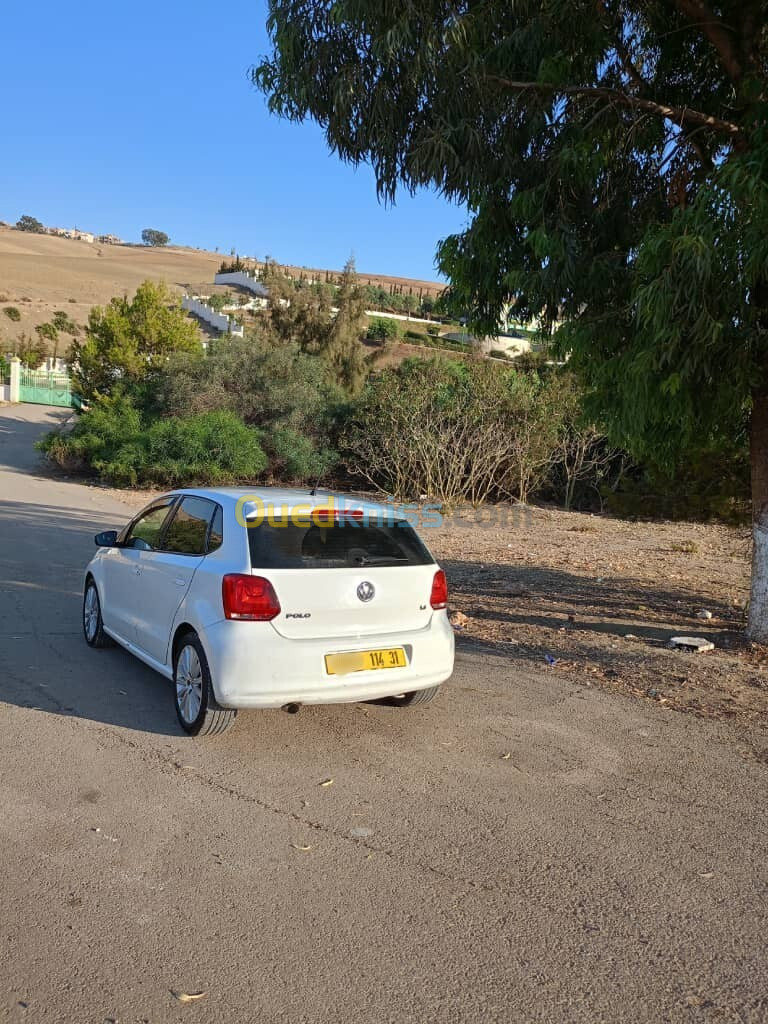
[[254, 2, 768, 635]]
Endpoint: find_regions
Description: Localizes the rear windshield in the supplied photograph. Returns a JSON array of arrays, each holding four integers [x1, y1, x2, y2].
[[247, 519, 435, 569]]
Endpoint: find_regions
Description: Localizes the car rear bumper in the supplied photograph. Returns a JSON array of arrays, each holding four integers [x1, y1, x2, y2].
[[198, 614, 455, 709]]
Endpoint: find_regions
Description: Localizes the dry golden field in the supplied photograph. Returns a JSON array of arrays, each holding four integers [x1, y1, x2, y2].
[[0, 226, 443, 355]]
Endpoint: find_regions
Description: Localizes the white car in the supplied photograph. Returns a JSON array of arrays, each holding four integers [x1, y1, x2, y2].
[[83, 488, 455, 735]]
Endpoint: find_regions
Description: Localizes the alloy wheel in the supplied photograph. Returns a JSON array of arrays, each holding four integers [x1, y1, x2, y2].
[[84, 584, 99, 642], [176, 644, 203, 725]]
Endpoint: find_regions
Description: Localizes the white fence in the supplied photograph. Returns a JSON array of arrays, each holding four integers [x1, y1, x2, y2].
[[182, 296, 244, 337], [214, 271, 270, 303]]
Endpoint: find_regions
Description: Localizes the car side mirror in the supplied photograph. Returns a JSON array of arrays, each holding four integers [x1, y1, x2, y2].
[[94, 530, 119, 547]]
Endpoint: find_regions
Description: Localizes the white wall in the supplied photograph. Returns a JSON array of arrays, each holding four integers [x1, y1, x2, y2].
[[363, 309, 435, 325], [478, 334, 534, 358], [441, 332, 535, 358], [182, 296, 244, 337], [0, 384, 9, 403], [214, 271, 270, 299]]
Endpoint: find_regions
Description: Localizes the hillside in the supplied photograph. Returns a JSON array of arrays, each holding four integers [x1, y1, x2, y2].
[[0, 226, 444, 356]]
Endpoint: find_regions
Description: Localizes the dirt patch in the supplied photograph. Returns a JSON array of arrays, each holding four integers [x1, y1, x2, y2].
[[425, 504, 766, 726]]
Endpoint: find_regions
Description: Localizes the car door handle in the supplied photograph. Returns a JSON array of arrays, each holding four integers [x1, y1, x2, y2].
[[174, 577, 187, 587]]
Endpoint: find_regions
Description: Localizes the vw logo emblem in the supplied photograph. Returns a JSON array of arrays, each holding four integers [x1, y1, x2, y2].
[[357, 581, 375, 603]]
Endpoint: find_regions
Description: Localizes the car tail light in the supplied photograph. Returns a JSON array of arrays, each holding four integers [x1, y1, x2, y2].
[[222, 574, 281, 621], [312, 508, 364, 522], [430, 569, 448, 610]]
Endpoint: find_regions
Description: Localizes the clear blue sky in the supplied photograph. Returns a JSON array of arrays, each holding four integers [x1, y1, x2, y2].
[[1, 0, 465, 281]]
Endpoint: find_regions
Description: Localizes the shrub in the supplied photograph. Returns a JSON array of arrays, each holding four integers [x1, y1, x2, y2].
[[15, 333, 47, 368], [161, 334, 342, 484], [52, 310, 80, 335], [404, 329, 427, 344], [38, 395, 267, 487], [205, 292, 233, 312], [35, 322, 58, 342], [366, 316, 399, 341], [4, 306, 20, 322], [265, 427, 337, 483], [139, 411, 267, 486], [341, 357, 563, 505], [605, 439, 750, 523]]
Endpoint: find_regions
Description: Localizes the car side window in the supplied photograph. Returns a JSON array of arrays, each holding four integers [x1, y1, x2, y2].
[[208, 505, 223, 552], [124, 502, 175, 551], [163, 497, 218, 556]]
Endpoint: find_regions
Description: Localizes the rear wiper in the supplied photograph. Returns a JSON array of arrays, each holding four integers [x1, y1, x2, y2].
[[352, 557, 404, 566]]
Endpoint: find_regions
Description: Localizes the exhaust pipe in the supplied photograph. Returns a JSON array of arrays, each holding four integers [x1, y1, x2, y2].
[[282, 702, 301, 714]]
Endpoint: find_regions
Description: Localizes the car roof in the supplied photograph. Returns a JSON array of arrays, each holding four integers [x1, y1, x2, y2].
[[165, 487, 398, 518]]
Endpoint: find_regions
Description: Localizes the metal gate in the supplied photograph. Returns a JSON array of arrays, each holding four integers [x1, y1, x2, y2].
[[19, 368, 77, 407]]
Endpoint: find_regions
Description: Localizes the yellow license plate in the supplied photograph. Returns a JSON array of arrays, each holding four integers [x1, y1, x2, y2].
[[325, 648, 407, 675]]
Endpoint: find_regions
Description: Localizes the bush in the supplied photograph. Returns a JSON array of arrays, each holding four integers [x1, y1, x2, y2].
[[4, 306, 20, 322], [205, 292, 233, 312], [404, 329, 428, 343], [35, 322, 58, 342], [266, 427, 337, 483], [366, 316, 399, 341], [604, 440, 750, 523], [38, 395, 267, 487], [140, 412, 267, 487], [15, 333, 47, 368], [161, 334, 342, 483], [341, 357, 563, 504], [52, 311, 80, 335]]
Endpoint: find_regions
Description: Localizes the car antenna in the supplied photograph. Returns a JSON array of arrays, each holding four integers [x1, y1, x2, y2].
[[310, 475, 323, 497]]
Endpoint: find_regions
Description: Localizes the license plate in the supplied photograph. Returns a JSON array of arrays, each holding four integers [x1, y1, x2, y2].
[[325, 648, 407, 675]]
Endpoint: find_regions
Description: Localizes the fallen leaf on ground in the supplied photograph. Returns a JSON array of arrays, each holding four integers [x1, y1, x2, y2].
[[500, 753, 511, 760], [699, 872, 715, 879], [291, 843, 312, 851], [171, 991, 207, 1003], [319, 778, 334, 787]]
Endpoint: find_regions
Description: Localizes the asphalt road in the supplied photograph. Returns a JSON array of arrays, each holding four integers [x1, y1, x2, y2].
[[1, 404, 767, 1024]]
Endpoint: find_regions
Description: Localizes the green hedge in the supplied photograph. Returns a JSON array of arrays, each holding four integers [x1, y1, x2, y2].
[[38, 395, 267, 487]]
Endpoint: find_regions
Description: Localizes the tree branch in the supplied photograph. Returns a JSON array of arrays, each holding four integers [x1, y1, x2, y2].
[[597, 0, 648, 94], [488, 77, 743, 138], [673, 0, 743, 85]]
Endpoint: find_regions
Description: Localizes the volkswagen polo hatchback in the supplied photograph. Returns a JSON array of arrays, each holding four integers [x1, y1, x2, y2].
[[83, 488, 455, 735]]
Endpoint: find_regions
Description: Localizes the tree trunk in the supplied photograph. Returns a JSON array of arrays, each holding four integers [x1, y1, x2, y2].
[[748, 385, 768, 640]]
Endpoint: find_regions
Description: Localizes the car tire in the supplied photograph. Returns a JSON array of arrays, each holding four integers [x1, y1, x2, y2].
[[173, 632, 237, 737], [392, 685, 441, 708], [83, 579, 114, 649]]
